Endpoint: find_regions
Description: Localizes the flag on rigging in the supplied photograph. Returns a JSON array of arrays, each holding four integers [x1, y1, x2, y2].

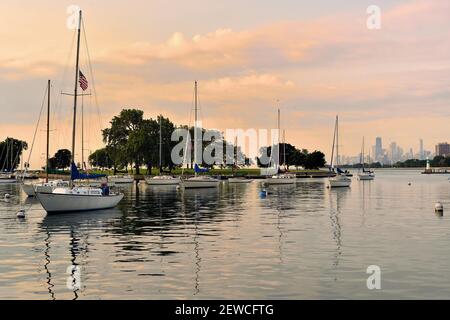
[[79, 70, 88, 91]]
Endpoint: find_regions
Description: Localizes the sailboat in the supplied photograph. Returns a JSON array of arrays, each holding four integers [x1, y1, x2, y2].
[[36, 11, 123, 213], [328, 115, 351, 188], [357, 137, 375, 180], [145, 115, 181, 186], [228, 137, 252, 183], [22, 80, 70, 197], [180, 81, 220, 189], [265, 109, 296, 185]]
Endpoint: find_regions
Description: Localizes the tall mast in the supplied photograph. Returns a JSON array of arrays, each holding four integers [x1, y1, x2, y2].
[[330, 115, 337, 169], [46, 80, 50, 182], [283, 129, 286, 168], [159, 115, 162, 172], [336, 115, 339, 167], [71, 10, 82, 184], [81, 96, 84, 170], [194, 81, 198, 170], [362, 137, 365, 171], [277, 108, 280, 168]]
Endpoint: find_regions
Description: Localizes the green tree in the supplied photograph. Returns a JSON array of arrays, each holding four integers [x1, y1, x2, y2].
[[304, 151, 326, 169], [89, 148, 113, 169], [0, 137, 28, 172], [50, 149, 72, 169]]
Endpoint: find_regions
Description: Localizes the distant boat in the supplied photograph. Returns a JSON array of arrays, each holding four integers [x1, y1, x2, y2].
[[108, 175, 134, 184], [145, 115, 181, 186], [328, 115, 351, 188], [265, 108, 296, 185], [36, 10, 123, 213], [357, 137, 375, 181], [22, 180, 70, 197], [181, 81, 220, 189]]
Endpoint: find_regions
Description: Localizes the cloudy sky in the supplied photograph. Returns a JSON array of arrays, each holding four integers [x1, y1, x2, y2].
[[1, 0, 449, 168]]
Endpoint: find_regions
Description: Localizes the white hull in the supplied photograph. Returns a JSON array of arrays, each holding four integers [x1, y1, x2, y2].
[[358, 173, 375, 180], [265, 174, 296, 185], [329, 176, 352, 188], [0, 179, 17, 184], [22, 184, 36, 196], [22, 180, 71, 197], [108, 176, 134, 184], [228, 177, 253, 183], [36, 192, 124, 213], [181, 177, 220, 188], [145, 176, 181, 185]]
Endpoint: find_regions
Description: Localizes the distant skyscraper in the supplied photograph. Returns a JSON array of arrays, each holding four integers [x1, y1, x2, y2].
[[435, 143, 450, 157], [375, 137, 382, 162], [419, 139, 424, 160]]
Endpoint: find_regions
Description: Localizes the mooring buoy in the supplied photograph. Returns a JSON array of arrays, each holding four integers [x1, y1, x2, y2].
[[16, 209, 26, 219], [435, 202, 444, 213]]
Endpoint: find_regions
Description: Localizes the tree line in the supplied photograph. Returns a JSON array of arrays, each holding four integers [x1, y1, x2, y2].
[[25, 108, 327, 173]]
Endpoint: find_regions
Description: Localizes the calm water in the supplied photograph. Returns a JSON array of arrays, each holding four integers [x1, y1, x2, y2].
[[1, 169, 450, 299]]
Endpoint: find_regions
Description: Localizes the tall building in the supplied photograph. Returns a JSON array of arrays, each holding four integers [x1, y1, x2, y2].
[[419, 139, 424, 160], [435, 143, 450, 157], [375, 137, 383, 162]]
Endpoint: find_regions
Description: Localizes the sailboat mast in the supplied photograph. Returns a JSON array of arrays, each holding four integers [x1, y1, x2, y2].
[[81, 96, 84, 170], [336, 115, 339, 166], [159, 115, 162, 172], [46, 80, 50, 183], [277, 108, 280, 168], [330, 116, 337, 169], [194, 81, 198, 170], [71, 10, 82, 183]]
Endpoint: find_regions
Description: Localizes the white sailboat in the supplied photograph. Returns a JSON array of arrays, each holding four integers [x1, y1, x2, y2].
[[328, 115, 351, 188], [108, 175, 134, 184], [357, 137, 375, 181], [36, 10, 123, 213], [265, 108, 296, 185], [181, 81, 220, 189], [145, 115, 181, 186]]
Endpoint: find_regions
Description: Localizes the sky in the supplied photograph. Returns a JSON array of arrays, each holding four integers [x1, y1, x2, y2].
[[1, 0, 449, 168]]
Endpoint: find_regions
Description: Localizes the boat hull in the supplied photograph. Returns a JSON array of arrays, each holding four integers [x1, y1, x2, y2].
[[181, 179, 220, 188], [264, 178, 296, 185], [0, 179, 17, 184], [145, 177, 181, 185], [358, 174, 375, 180], [21, 184, 36, 196], [228, 178, 253, 183], [36, 192, 124, 213], [329, 177, 352, 188]]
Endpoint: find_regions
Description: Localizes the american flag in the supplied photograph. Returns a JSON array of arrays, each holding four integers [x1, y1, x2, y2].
[[79, 70, 88, 91]]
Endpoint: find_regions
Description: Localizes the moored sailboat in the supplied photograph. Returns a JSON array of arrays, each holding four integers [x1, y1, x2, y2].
[[328, 115, 351, 188], [145, 115, 181, 186], [357, 137, 375, 180], [265, 108, 296, 185], [180, 81, 220, 189], [36, 10, 123, 213]]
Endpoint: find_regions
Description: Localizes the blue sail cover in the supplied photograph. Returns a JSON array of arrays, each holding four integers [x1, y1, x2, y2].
[[71, 162, 106, 180], [194, 163, 209, 173], [336, 167, 345, 174]]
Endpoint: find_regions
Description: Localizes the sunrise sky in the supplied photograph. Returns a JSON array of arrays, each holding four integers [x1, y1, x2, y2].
[[1, 0, 449, 168]]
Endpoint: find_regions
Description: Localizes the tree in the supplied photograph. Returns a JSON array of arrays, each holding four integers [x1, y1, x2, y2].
[[89, 148, 113, 169], [304, 151, 326, 169], [0, 137, 28, 172], [102, 109, 145, 174], [48, 149, 72, 170]]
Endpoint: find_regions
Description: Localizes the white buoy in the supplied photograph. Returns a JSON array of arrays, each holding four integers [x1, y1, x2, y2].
[[4, 193, 11, 199], [16, 209, 26, 218], [435, 202, 444, 213]]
